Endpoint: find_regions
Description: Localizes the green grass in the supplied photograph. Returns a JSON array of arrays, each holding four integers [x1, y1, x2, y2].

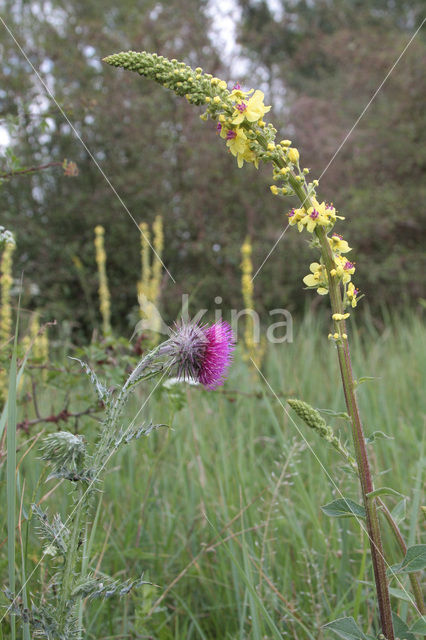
[[1, 312, 424, 639]]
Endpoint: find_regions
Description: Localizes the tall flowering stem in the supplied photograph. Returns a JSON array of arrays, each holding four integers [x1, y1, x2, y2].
[[103, 50, 426, 637]]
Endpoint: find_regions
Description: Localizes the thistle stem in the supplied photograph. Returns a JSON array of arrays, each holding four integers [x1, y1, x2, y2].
[[58, 485, 84, 633], [289, 177, 395, 639]]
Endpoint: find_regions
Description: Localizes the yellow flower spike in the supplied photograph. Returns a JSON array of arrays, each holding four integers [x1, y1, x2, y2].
[[258, 120, 266, 128], [267, 143, 275, 151], [280, 139, 291, 146], [0, 238, 15, 345], [218, 80, 227, 90], [94, 225, 111, 336], [240, 236, 265, 369], [287, 148, 299, 164], [270, 185, 279, 195], [213, 96, 221, 104], [280, 167, 290, 175]]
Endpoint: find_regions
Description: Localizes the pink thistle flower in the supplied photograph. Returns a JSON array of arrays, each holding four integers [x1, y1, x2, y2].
[[168, 321, 235, 390]]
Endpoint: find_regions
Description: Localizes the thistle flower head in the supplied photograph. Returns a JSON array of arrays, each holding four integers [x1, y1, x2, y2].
[[168, 321, 235, 390]]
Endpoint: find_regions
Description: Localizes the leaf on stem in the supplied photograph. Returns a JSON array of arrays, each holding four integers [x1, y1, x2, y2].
[[391, 611, 416, 640], [410, 616, 426, 635], [323, 616, 368, 639], [365, 430, 394, 444], [387, 544, 426, 575], [367, 487, 403, 499], [321, 498, 366, 519]]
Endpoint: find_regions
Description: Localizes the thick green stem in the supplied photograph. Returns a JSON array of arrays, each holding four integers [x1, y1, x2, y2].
[[288, 176, 395, 639]]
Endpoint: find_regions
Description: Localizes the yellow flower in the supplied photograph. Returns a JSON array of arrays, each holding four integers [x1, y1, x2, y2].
[[287, 208, 305, 228], [226, 127, 258, 168], [303, 262, 328, 295], [287, 147, 299, 164], [329, 233, 351, 254], [232, 90, 271, 125], [300, 201, 329, 233], [332, 313, 350, 321], [334, 255, 355, 283], [347, 282, 359, 308]]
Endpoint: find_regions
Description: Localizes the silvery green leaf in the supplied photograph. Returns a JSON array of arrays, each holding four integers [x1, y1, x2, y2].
[[69, 356, 109, 401]]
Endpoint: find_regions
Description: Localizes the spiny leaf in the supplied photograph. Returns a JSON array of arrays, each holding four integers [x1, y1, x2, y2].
[[68, 356, 109, 401], [321, 498, 366, 519]]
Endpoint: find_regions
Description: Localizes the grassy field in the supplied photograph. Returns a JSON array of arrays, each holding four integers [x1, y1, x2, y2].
[[1, 312, 424, 639]]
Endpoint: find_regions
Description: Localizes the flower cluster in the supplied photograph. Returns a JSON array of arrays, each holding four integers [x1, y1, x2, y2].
[[103, 52, 301, 173], [104, 51, 361, 311]]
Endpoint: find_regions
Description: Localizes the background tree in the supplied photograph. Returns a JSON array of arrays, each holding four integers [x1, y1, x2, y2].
[[0, 0, 424, 339]]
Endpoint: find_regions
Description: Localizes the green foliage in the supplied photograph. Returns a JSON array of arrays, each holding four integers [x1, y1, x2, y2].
[[323, 616, 368, 640], [321, 498, 366, 519], [387, 545, 426, 575], [2, 312, 424, 638]]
